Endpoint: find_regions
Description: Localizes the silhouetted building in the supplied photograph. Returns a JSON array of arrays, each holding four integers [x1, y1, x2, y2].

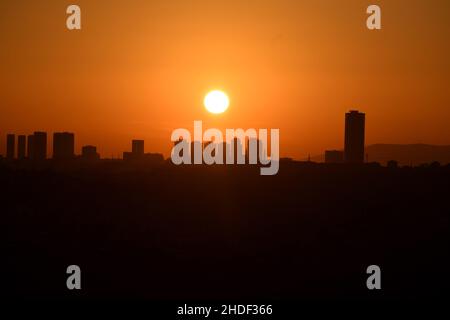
[[344, 110, 365, 163], [325, 150, 344, 164], [53, 132, 75, 160], [27, 135, 34, 160], [17, 135, 26, 160], [6, 134, 15, 160], [132, 140, 144, 156], [387, 160, 398, 168], [33, 132, 47, 160], [81, 145, 100, 161], [124, 139, 163, 163], [124, 139, 145, 161]]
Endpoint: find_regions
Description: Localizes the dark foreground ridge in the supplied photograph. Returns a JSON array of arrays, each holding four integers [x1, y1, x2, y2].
[[2, 160, 449, 300]]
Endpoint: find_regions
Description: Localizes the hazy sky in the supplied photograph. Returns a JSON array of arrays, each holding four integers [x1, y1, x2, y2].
[[1, 0, 449, 159]]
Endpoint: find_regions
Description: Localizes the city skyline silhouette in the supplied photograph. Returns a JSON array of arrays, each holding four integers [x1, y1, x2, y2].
[[2, 110, 450, 166]]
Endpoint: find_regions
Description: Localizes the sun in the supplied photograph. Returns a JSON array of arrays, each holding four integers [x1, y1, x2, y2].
[[204, 90, 229, 114]]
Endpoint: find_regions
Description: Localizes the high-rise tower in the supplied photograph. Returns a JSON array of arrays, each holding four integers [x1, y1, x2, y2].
[[344, 110, 365, 163]]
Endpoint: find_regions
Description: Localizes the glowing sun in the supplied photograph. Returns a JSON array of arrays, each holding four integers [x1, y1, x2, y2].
[[204, 90, 229, 114]]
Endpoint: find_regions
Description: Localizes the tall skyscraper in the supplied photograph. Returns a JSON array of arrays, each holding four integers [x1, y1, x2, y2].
[[344, 110, 365, 163], [27, 135, 34, 160], [17, 135, 26, 160], [132, 140, 144, 156], [6, 134, 15, 160], [33, 132, 47, 161], [53, 132, 75, 160]]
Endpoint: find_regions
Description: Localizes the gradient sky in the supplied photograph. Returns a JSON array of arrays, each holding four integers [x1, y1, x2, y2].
[[1, 0, 449, 159]]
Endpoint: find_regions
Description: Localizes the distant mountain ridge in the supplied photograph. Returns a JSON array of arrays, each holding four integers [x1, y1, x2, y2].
[[308, 144, 450, 165]]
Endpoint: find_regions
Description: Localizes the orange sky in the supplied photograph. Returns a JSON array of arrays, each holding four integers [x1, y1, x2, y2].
[[1, 0, 449, 159]]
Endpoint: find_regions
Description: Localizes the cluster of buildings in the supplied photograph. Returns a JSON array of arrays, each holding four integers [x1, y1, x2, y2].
[[325, 110, 366, 164], [2, 132, 165, 164], [3, 132, 99, 161]]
